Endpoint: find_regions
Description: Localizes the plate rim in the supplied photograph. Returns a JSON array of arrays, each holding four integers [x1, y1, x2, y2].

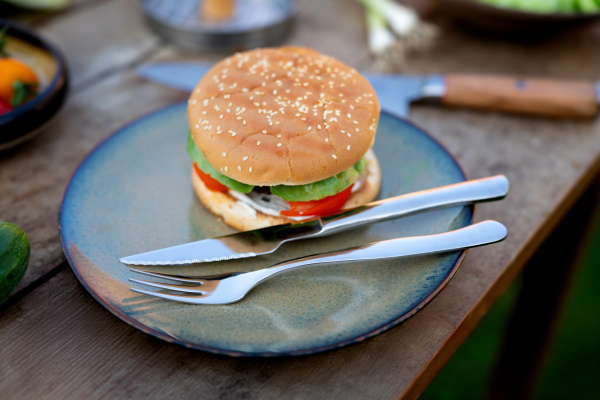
[[59, 102, 473, 358]]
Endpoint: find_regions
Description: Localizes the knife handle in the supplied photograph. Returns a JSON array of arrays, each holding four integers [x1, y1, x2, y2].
[[442, 74, 598, 118], [316, 175, 509, 238]]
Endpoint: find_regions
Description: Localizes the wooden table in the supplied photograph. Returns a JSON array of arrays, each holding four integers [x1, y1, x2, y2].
[[1, 1, 599, 399]]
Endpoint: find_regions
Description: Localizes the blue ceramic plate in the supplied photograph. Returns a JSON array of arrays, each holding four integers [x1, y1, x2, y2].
[[59, 103, 472, 357]]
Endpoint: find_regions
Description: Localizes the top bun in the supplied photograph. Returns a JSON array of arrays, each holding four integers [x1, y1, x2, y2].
[[187, 47, 380, 186]]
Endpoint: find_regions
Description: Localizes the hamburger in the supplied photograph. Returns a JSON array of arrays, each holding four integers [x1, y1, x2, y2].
[[187, 47, 381, 231]]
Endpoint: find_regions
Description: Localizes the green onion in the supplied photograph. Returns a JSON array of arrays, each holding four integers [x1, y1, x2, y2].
[[364, 2, 395, 55]]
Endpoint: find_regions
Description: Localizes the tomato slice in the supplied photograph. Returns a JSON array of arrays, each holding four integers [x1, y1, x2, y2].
[[0, 100, 11, 115], [281, 184, 354, 217], [194, 163, 229, 192]]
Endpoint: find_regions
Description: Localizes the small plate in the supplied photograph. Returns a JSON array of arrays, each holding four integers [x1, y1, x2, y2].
[[59, 103, 473, 357], [0, 20, 68, 151]]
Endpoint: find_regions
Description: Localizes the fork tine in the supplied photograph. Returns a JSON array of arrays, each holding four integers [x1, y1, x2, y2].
[[130, 288, 208, 304], [129, 278, 206, 293], [130, 268, 204, 283]]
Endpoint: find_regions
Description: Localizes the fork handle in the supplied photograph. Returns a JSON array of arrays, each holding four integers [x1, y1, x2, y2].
[[316, 175, 508, 238], [249, 221, 507, 285]]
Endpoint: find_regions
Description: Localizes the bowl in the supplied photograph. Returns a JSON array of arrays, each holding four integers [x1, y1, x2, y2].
[[136, 0, 301, 52], [0, 19, 69, 151], [435, 0, 600, 35]]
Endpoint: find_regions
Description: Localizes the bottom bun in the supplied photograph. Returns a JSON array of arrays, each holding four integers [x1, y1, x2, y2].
[[192, 149, 381, 231]]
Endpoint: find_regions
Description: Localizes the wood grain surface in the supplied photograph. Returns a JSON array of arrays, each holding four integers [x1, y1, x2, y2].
[[1, 0, 599, 399], [443, 74, 598, 118]]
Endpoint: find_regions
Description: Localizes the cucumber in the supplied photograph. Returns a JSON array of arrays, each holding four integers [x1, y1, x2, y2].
[[0, 221, 30, 305]]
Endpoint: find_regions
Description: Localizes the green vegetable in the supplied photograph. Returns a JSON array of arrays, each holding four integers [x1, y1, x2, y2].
[[187, 132, 367, 201], [271, 158, 366, 201], [187, 133, 254, 193], [475, 0, 600, 13], [0, 27, 7, 57], [0, 0, 70, 10], [0, 221, 30, 306], [11, 81, 37, 107]]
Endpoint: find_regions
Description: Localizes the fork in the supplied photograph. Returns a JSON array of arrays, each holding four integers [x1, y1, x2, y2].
[[129, 220, 507, 305]]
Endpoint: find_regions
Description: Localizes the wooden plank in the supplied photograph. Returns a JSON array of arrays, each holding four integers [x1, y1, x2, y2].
[[34, 0, 161, 89], [488, 180, 600, 400]]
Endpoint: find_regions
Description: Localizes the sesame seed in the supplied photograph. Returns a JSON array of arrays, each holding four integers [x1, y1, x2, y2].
[[347, 113, 352, 118], [277, 134, 281, 137], [277, 143, 282, 147], [230, 131, 237, 136], [238, 166, 241, 171], [353, 121, 359, 124], [332, 154, 337, 159], [347, 132, 352, 137], [243, 156, 248, 161], [257, 141, 261, 145], [224, 166, 228, 172], [318, 124, 322, 129], [263, 130, 267, 134], [347, 145, 351, 150], [195, 124, 199, 128], [325, 138, 329, 142], [222, 152, 227, 156]]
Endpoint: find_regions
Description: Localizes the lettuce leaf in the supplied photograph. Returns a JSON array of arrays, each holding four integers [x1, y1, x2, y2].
[[187, 132, 367, 201], [187, 133, 254, 193]]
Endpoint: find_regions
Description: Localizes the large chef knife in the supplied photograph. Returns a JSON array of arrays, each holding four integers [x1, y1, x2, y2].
[[137, 62, 600, 118], [119, 175, 508, 266]]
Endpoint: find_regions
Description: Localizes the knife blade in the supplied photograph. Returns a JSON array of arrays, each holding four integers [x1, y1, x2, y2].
[[119, 175, 509, 266], [137, 62, 599, 118]]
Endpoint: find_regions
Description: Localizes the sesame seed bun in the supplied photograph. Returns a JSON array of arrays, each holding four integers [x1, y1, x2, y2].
[[191, 149, 381, 231], [187, 46, 380, 186]]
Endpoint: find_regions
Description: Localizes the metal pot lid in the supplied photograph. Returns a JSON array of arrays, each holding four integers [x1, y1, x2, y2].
[[138, 0, 301, 52]]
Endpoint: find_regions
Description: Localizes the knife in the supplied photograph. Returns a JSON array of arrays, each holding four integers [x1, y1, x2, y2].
[[119, 175, 509, 266], [137, 62, 600, 118]]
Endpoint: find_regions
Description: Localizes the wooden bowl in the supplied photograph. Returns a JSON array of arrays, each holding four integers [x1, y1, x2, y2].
[[435, 0, 600, 35], [0, 20, 69, 151]]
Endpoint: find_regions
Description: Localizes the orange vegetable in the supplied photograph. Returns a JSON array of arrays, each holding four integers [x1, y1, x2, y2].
[[0, 58, 39, 106]]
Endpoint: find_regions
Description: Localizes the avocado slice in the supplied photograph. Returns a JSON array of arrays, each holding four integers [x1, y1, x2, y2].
[[187, 132, 366, 201]]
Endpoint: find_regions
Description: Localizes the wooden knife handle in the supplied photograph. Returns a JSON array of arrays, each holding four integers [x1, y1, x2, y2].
[[442, 74, 598, 118]]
